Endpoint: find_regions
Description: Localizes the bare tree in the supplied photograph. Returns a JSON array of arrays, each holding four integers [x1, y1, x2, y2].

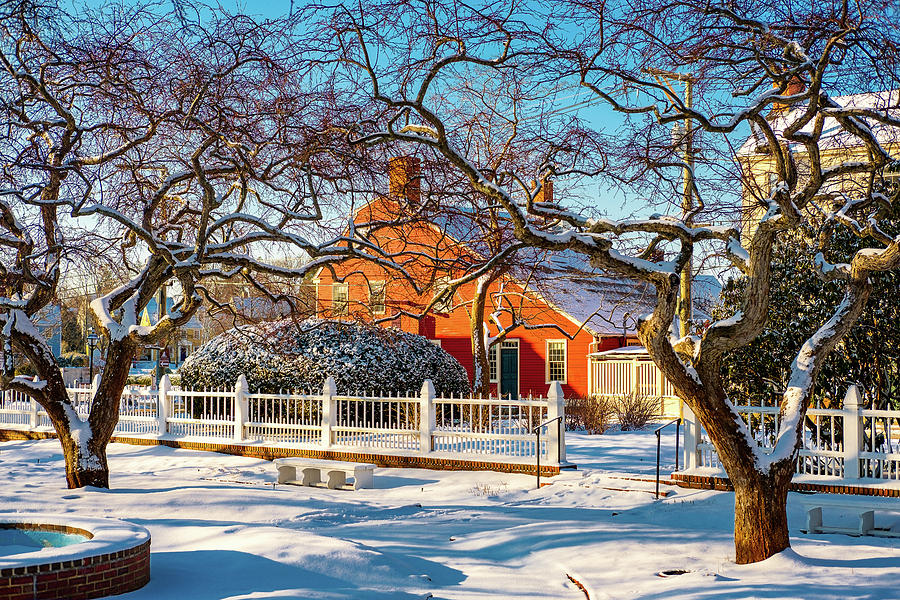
[[308, 0, 900, 563], [0, 2, 404, 488]]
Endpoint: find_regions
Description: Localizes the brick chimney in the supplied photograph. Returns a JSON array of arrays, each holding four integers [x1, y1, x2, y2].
[[770, 77, 806, 118], [537, 177, 553, 204], [388, 156, 421, 205]]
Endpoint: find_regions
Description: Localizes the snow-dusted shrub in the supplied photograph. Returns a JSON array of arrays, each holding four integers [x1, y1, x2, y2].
[[566, 396, 613, 434], [612, 393, 661, 430], [179, 319, 470, 395]]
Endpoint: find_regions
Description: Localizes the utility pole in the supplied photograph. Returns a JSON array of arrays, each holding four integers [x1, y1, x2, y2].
[[644, 68, 696, 338], [154, 283, 167, 384]]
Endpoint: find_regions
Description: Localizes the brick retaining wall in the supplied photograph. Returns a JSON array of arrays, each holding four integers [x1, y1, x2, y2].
[[672, 472, 900, 497], [0, 538, 150, 600]]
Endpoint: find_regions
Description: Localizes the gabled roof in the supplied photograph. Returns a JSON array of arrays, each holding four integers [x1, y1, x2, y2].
[[348, 197, 722, 337], [739, 89, 900, 156]]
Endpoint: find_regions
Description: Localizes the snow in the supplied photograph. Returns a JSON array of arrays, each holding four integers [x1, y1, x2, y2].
[[2, 429, 897, 599], [739, 89, 900, 156], [180, 319, 470, 395]]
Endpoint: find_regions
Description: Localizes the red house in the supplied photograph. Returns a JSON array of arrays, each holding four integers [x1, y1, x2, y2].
[[313, 157, 646, 399]]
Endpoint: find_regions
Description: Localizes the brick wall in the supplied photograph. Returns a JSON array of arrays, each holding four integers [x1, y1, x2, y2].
[[0, 537, 150, 600], [672, 472, 900, 497]]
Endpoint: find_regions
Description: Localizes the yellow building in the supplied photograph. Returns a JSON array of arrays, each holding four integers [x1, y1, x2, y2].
[[738, 89, 900, 239]]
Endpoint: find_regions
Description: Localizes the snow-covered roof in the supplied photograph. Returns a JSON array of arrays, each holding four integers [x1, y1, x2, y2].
[[144, 296, 203, 329], [589, 345, 651, 358], [356, 197, 722, 337], [738, 89, 900, 156], [534, 251, 718, 336]]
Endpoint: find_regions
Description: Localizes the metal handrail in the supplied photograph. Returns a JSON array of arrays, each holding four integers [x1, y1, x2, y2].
[[655, 417, 681, 499], [532, 415, 563, 489]]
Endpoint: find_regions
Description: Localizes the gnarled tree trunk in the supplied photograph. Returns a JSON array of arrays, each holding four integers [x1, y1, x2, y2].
[[26, 333, 138, 489], [58, 430, 111, 489], [729, 459, 794, 563], [470, 273, 498, 397]]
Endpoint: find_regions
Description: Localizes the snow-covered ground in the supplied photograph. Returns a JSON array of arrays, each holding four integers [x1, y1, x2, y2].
[[1, 428, 897, 600]]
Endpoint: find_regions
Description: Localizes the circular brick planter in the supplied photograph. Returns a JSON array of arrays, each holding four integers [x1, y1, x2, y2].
[[0, 514, 150, 600]]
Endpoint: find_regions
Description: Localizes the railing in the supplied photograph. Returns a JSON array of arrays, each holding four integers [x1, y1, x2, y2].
[[588, 354, 680, 417], [655, 418, 681, 499], [683, 385, 900, 485], [0, 375, 567, 468]]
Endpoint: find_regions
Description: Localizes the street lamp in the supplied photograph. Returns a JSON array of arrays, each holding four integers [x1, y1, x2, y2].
[[87, 328, 99, 382]]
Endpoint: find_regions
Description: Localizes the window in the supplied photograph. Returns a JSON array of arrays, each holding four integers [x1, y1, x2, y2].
[[368, 280, 386, 314], [488, 344, 498, 382], [546, 340, 567, 383], [433, 275, 453, 313], [885, 170, 900, 195], [332, 283, 349, 315]]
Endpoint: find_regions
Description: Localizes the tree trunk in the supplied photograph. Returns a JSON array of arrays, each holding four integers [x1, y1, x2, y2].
[[470, 273, 497, 397], [28, 335, 137, 490], [60, 431, 110, 489], [731, 460, 794, 563]]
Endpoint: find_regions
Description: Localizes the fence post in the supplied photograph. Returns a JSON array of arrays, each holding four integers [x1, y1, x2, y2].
[[631, 359, 639, 397], [419, 379, 435, 454], [29, 392, 39, 430], [158, 374, 171, 437], [321, 377, 336, 449], [681, 403, 700, 470], [547, 381, 566, 464], [234, 375, 248, 442], [842, 385, 863, 479]]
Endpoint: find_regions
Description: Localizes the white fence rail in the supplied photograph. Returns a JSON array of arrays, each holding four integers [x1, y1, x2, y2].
[[0, 375, 566, 467], [682, 385, 900, 484]]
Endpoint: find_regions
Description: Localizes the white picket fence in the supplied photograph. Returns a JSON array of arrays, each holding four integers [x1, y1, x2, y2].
[[0, 375, 566, 467], [682, 385, 900, 483]]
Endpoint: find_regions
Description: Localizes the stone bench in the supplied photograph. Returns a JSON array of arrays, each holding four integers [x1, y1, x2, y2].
[[274, 458, 375, 491], [798, 494, 900, 537]]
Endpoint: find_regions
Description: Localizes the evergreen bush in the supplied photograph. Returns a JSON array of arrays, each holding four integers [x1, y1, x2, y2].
[[179, 318, 470, 396]]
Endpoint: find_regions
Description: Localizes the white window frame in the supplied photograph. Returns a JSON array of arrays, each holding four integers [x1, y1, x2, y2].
[[545, 339, 567, 384], [332, 282, 349, 315], [433, 275, 453, 313], [368, 280, 386, 314], [488, 343, 499, 383], [429, 339, 442, 348]]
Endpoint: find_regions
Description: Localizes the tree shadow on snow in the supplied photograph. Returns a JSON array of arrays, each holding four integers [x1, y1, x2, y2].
[[373, 474, 440, 489], [131, 550, 434, 600]]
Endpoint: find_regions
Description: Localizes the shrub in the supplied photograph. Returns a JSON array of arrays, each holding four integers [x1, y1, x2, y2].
[[565, 396, 613, 434], [612, 393, 661, 430], [60, 352, 88, 367], [179, 318, 470, 396]]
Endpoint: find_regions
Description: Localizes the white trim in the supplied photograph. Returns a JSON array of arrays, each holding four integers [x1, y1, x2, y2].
[[488, 344, 499, 383], [545, 339, 568, 384], [332, 282, 349, 315], [368, 280, 386, 315], [433, 275, 453, 313], [498, 339, 520, 396]]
